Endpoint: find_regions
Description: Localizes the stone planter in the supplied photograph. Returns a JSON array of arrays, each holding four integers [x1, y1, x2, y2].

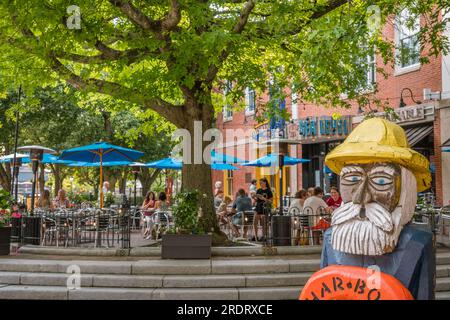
[[161, 234, 212, 259], [0, 227, 11, 256]]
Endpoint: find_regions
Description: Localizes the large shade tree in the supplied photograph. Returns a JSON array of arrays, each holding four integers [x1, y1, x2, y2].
[[0, 0, 447, 238]]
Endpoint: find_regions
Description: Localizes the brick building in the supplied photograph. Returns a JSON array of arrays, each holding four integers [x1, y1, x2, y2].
[[213, 9, 450, 207]]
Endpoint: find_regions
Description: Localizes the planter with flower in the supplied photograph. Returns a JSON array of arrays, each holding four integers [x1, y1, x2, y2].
[[161, 190, 212, 259], [0, 190, 13, 255]]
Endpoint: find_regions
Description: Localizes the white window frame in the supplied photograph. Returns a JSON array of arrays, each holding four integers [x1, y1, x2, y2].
[[366, 51, 376, 87], [291, 92, 298, 120], [245, 87, 256, 116], [395, 8, 421, 74], [223, 81, 233, 122]]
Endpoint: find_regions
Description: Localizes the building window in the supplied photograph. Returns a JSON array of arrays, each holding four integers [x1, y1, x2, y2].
[[245, 87, 256, 115], [291, 92, 298, 120], [226, 170, 233, 196], [365, 51, 376, 86], [223, 81, 233, 121], [396, 8, 420, 70]]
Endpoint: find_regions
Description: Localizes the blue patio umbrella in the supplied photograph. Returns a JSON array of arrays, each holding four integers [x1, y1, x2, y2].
[[241, 154, 309, 167], [22, 154, 74, 165], [145, 158, 183, 170], [67, 161, 132, 167], [211, 163, 238, 170], [59, 142, 144, 208], [211, 150, 247, 164], [145, 157, 238, 170]]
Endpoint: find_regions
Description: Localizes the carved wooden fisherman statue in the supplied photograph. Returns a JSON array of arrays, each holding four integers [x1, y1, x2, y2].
[[301, 118, 435, 300]]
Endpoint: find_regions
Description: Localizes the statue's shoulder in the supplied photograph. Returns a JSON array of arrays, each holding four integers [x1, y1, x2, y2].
[[401, 223, 433, 246]]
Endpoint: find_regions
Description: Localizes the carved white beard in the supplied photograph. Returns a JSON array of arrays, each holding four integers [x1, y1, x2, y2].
[[331, 202, 403, 255]]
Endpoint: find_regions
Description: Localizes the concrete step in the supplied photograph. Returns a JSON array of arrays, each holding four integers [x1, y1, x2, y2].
[[436, 265, 450, 277], [436, 277, 450, 292], [0, 258, 321, 275], [0, 271, 313, 288], [437, 252, 450, 265], [0, 285, 302, 300], [436, 291, 450, 300]]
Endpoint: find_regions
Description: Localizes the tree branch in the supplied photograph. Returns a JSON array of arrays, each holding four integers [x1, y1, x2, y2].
[[48, 54, 186, 127], [232, 0, 256, 33], [162, 0, 182, 32], [109, 0, 162, 32], [55, 45, 156, 65], [205, 0, 256, 83]]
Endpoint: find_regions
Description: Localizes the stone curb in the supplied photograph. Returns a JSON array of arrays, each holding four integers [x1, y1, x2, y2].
[[17, 244, 323, 257]]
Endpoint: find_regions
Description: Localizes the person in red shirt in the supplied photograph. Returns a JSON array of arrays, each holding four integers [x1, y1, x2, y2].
[[326, 186, 342, 212]]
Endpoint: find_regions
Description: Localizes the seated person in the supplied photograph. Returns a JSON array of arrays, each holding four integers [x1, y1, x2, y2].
[[37, 189, 55, 211], [325, 186, 343, 212], [53, 189, 70, 208], [142, 191, 156, 239], [288, 189, 307, 215], [216, 196, 232, 226], [230, 189, 253, 239], [302, 186, 330, 245], [214, 190, 224, 209]]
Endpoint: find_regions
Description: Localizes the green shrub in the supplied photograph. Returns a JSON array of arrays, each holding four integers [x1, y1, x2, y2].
[[169, 190, 205, 235]]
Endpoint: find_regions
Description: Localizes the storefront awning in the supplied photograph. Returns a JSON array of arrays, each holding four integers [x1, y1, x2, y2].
[[405, 125, 433, 146]]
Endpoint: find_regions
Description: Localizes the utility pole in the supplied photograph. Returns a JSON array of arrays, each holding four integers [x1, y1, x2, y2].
[[11, 85, 21, 202]]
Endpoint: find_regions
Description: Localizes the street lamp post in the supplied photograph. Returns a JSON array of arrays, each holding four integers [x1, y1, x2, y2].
[[399, 88, 422, 108], [12, 158, 22, 201], [11, 86, 22, 202], [18, 146, 56, 215]]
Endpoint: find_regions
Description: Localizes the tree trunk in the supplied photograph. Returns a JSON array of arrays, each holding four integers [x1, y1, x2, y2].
[[139, 168, 162, 197], [51, 165, 64, 197], [119, 169, 127, 194], [0, 164, 11, 192], [181, 96, 226, 244]]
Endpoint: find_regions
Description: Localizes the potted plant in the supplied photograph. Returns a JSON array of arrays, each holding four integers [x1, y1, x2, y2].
[[0, 190, 13, 255], [161, 190, 212, 259]]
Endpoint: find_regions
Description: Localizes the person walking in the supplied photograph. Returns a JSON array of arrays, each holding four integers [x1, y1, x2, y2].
[[253, 178, 273, 242]]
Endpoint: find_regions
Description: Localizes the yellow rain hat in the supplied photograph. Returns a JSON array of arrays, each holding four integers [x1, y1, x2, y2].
[[325, 117, 431, 192]]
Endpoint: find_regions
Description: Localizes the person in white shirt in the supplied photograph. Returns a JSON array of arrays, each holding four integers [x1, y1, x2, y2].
[[288, 189, 308, 214], [302, 187, 329, 245], [249, 179, 257, 194]]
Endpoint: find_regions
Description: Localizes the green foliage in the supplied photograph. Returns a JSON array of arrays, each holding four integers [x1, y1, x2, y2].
[[0, 189, 12, 228], [0, 189, 12, 209], [67, 191, 95, 205], [169, 190, 205, 235], [0, 0, 447, 119], [104, 191, 115, 208]]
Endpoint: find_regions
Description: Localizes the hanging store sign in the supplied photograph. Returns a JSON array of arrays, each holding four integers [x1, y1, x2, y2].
[[396, 105, 426, 123], [252, 115, 352, 144], [352, 104, 435, 125], [286, 116, 352, 143], [252, 121, 286, 143]]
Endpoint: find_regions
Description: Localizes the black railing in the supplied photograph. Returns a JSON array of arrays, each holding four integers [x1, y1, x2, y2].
[[9, 208, 131, 249]]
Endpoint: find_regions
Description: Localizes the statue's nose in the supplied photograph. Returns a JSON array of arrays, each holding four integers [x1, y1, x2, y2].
[[352, 179, 371, 205]]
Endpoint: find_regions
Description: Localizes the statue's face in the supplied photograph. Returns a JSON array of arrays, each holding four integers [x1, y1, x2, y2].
[[340, 163, 401, 212], [331, 163, 416, 256]]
